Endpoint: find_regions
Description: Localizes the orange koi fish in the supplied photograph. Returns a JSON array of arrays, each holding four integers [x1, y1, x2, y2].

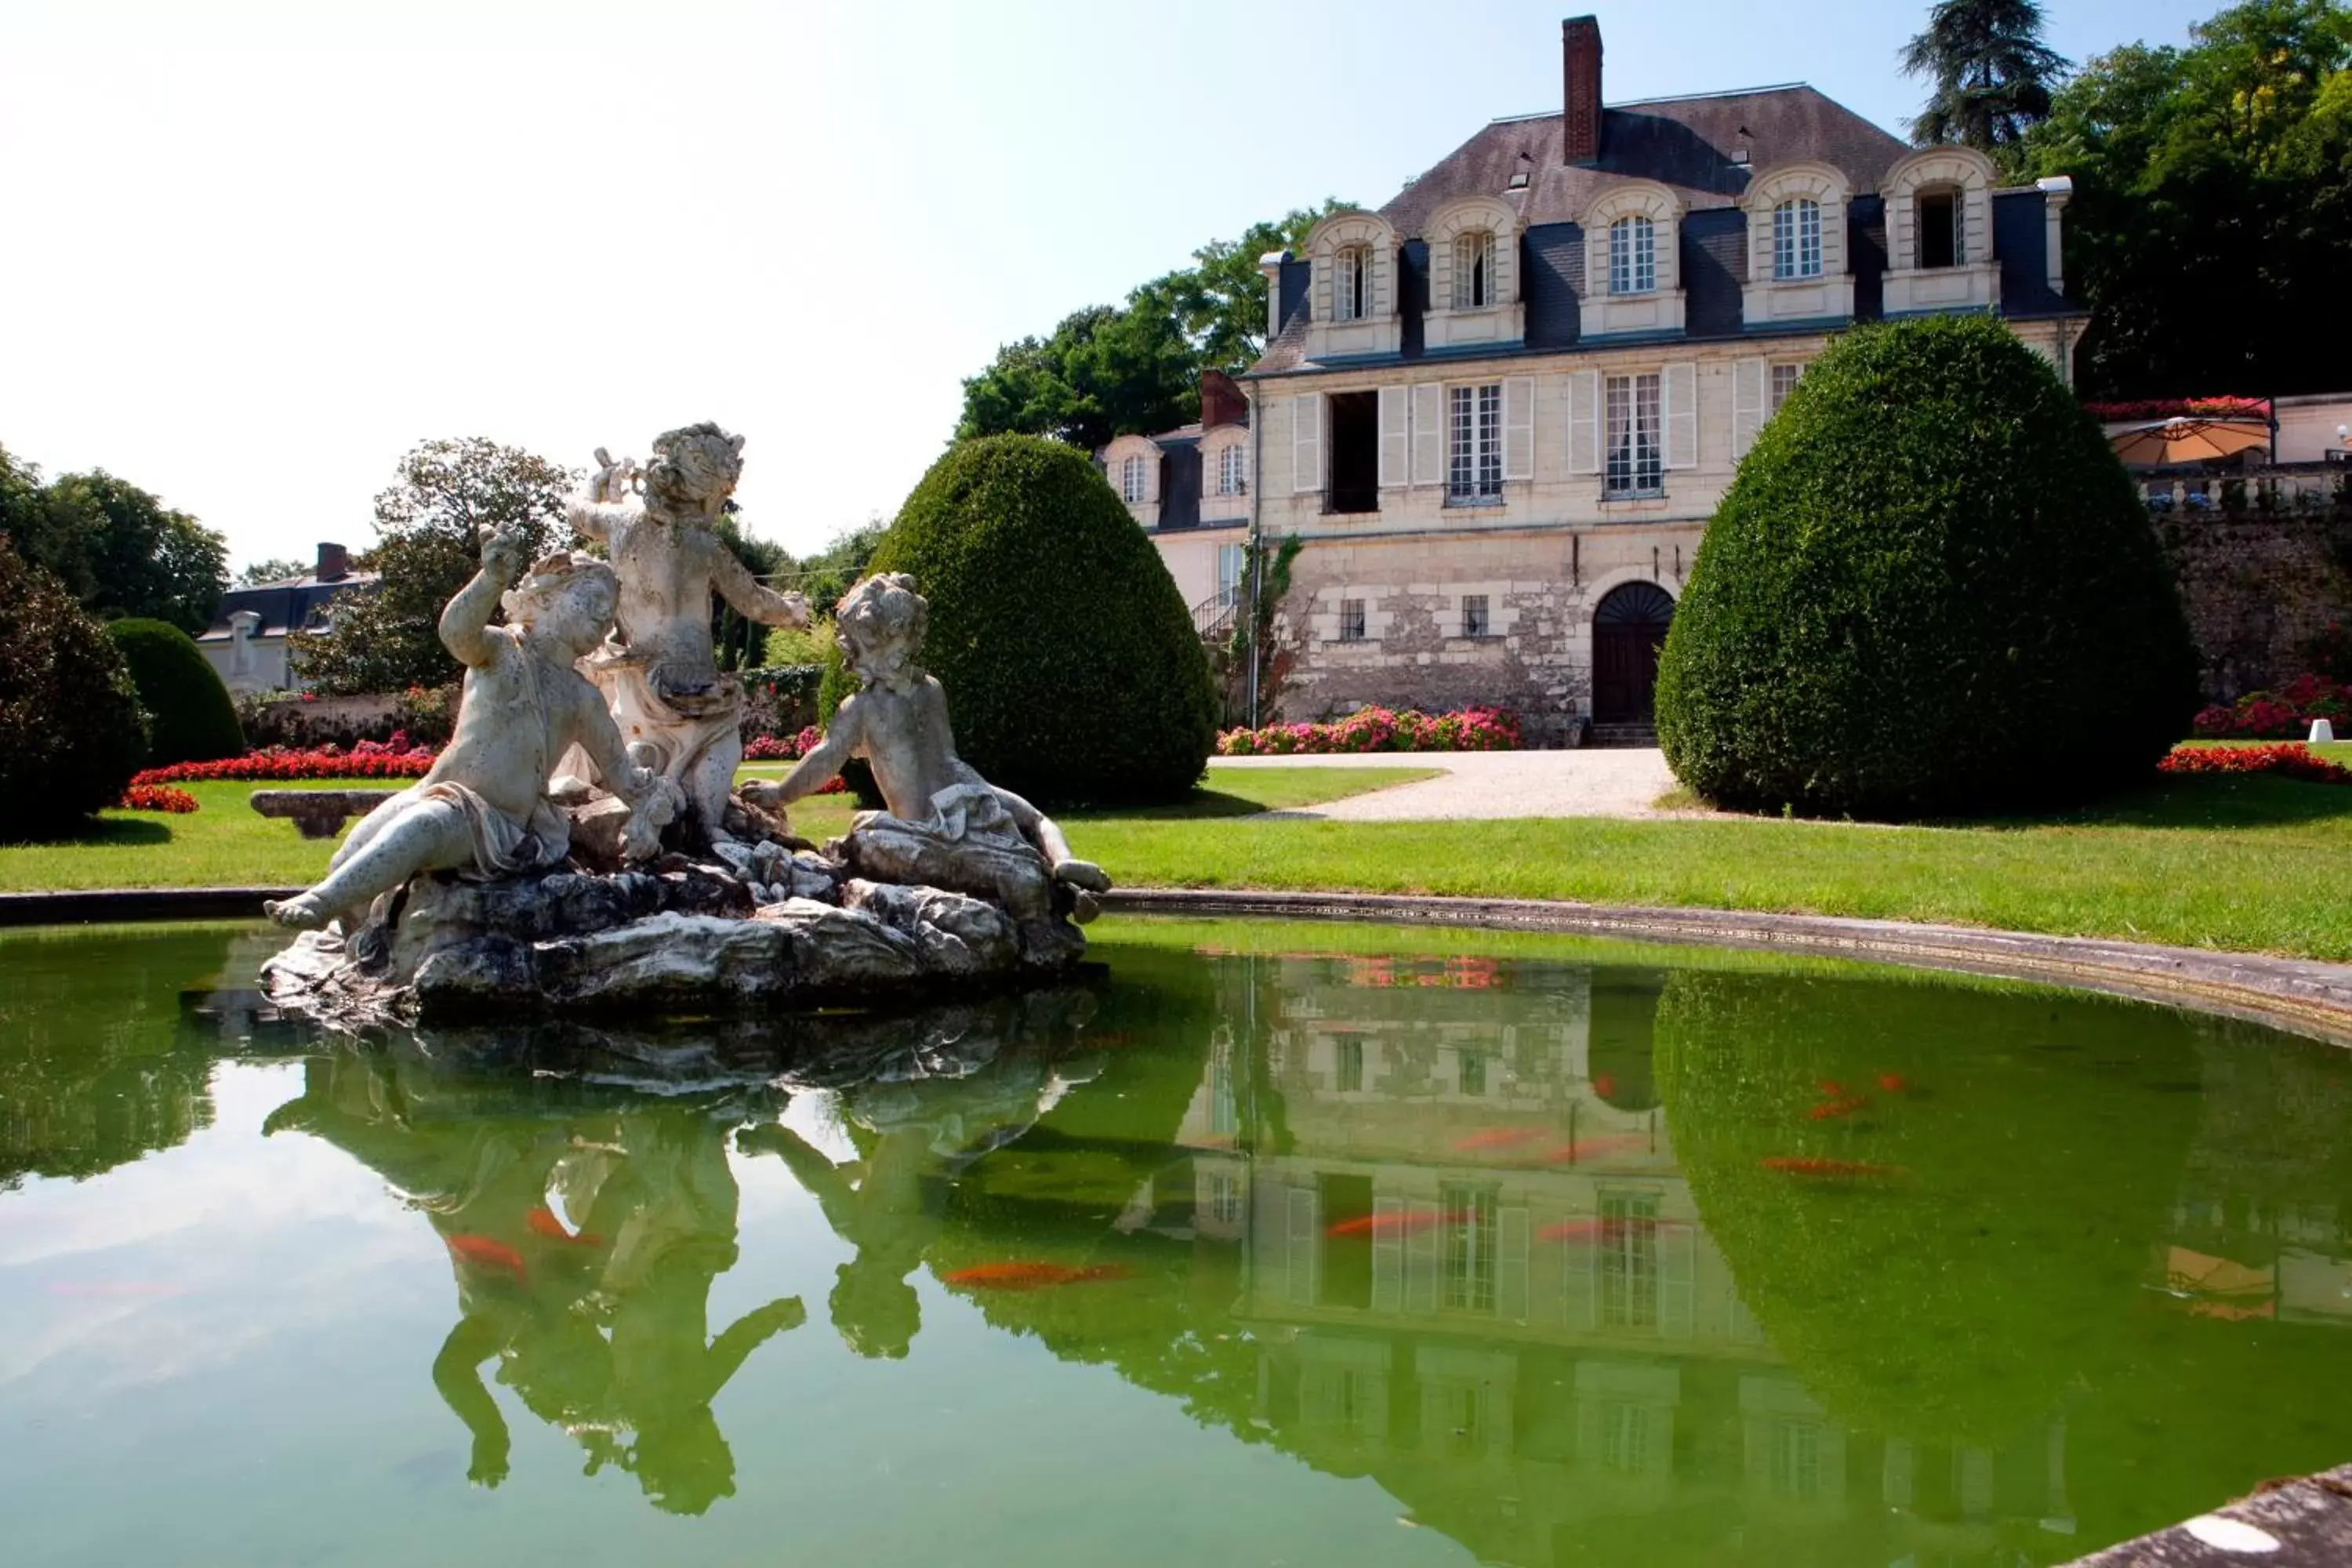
[[1592, 1073, 1617, 1099], [1325, 1210, 1461, 1240], [1538, 1133, 1649, 1164], [1760, 1156, 1903, 1178], [446, 1234, 528, 1283], [1877, 1073, 1909, 1094], [1450, 1127, 1543, 1153], [525, 1207, 604, 1247], [942, 1261, 1138, 1292], [1817, 1080, 1848, 1098], [1809, 1095, 1870, 1121]]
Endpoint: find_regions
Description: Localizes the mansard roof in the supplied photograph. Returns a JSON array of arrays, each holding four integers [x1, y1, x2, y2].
[[1379, 85, 1908, 238]]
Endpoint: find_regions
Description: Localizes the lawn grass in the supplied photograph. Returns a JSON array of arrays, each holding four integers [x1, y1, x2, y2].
[[9, 764, 2352, 961]]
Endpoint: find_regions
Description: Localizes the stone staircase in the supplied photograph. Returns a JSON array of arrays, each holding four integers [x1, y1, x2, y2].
[[1586, 722, 1659, 749]]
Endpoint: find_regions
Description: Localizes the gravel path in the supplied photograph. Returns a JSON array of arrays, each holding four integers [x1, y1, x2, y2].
[[1218, 749, 1682, 820]]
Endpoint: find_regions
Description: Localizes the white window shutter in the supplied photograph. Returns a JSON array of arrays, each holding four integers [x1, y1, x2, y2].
[[1732, 358, 1766, 460], [1660, 1224, 1695, 1339], [1497, 1207, 1530, 1323], [1503, 376, 1535, 481], [1291, 394, 1323, 495], [1561, 1213, 1596, 1330], [1286, 1186, 1319, 1306], [1404, 1200, 1441, 1314], [1664, 362, 1699, 470], [1377, 386, 1409, 488], [1567, 371, 1602, 475], [1410, 383, 1443, 486], [1370, 1196, 1404, 1312]]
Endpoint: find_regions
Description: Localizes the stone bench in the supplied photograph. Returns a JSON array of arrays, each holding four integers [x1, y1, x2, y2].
[[249, 789, 400, 839]]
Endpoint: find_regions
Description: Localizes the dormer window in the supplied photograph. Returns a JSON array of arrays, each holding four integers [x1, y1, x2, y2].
[[1217, 443, 1247, 497], [1773, 198, 1823, 280], [1334, 245, 1370, 321], [1918, 188, 1962, 268], [1451, 230, 1495, 309], [1609, 216, 1656, 296], [1121, 454, 1149, 503]]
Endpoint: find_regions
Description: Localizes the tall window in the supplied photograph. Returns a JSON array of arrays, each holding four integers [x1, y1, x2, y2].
[[1217, 443, 1247, 496], [1204, 1171, 1244, 1226], [1918, 189, 1962, 267], [1461, 593, 1490, 638], [1334, 244, 1369, 321], [1769, 1421, 1825, 1501], [1604, 373, 1664, 498], [1773, 198, 1823, 279], [1451, 230, 1494, 309], [1216, 542, 1245, 604], [1769, 362, 1803, 416], [1598, 1191, 1660, 1330], [1448, 383, 1503, 502], [1339, 598, 1367, 641], [1608, 216, 1656, 296], [1599, 1403, 1652, 1475], [1334, 1036, 1363, 1093], [1459, 1049, 1486, 1097], [1120, 454, 1149, 503], [1440, 1184, 1497, 1313]]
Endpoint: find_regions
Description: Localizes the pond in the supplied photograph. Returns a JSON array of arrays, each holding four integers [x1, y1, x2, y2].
[[4, 918, 2350, 1566]]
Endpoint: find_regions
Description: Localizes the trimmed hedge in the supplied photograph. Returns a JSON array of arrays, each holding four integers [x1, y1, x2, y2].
[[0, 540, 149, 837], [844, 434, 1217, 808], [106, 616, 245, 766], [1655, 316, 2199, 818]]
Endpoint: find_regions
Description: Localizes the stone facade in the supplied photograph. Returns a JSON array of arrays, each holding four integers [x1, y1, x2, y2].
[[2154, 504, 2352, 700]]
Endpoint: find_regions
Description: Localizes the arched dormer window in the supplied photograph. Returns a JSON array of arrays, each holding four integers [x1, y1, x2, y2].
[[1120, 453, 1150, 503], [1301, 209, 1401, 359], [1773, 198, 1822, 279], [1423, 196, 1523, 350], [1880, 146, 1998, 314], [1609, 216, 1657, 296], [1740, 162, 1856, 326], [1580, 183, 1686, 338]]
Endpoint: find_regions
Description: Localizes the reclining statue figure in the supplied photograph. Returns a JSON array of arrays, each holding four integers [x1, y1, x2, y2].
[[563, 424, 810, 845], [266, 528, 675, 932], [769, 573, 1110, 927]]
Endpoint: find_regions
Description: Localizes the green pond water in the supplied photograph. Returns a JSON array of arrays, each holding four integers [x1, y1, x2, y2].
[[5, 919, 2352, 1566]]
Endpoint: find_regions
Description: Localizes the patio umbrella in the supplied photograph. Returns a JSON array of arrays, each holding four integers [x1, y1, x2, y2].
[[2109, 417, 2271, 466]]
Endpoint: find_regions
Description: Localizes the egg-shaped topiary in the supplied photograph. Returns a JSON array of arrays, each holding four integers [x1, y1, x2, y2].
[[0, 540, 149, 837], [849, 434, 1216, 808], [1654, 314, 2198, 818], [105, 616, 245, 767]]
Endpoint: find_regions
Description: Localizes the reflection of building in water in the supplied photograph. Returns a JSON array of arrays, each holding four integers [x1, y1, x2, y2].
[[1168, 953, 2077, 1568]]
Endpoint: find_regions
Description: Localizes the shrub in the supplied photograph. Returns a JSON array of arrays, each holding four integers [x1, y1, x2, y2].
[[104, 616, 245, 767], [857, 435, 1217, 808], [0, 541, 150, 837], [1656, 316, 2198, 818], [1217, 705, 1523, 756], [2193, 673, 2352, 740], [120, 784, 199, 813]]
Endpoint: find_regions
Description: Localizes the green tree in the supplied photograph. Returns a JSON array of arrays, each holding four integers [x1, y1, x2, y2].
[[0, 539, 149, 837], [0, 451, 227, 634], [292, 438, 572, 695], [710, 513, 791, 673], [105, 618, 245, 766], [236, 557, 309, 586], [2014, 0, 2352, 395], [1900, 0, 2069, 151], [955, 203, 1352, 450]]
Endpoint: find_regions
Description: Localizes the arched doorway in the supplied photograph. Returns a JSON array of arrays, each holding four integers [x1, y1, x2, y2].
[[1592, 581, 1675, 725]]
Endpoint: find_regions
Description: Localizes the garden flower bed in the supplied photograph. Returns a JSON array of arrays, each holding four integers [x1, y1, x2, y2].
[[2193, 673, 2352, 740], [1218, 706, 1523, 757], [129, 734, 438, 787], [2160, 741, 2352, 784], [118, 784, 200, 813]]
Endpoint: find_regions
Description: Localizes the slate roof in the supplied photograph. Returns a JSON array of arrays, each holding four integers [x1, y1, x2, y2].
[[1381, 85, 1910, 236], [197, 572, 381, 644]]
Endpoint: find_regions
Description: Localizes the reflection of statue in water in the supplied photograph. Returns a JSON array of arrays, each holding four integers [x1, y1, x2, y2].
[[263, 1051, 800, 1514], [562, 425, 811, 845], [775, 573, 1110, 933]]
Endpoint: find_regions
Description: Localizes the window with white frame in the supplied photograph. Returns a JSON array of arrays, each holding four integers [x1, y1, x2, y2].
[[1339, 598, 1367, 641], [1335, 1036, 1363, 1092], [1773, 198, 1824, 280], [1605, 373, 1664, 498], [1120, 453, 1149, 503], [1204, 1171, 1244, 1226], [1609, 216, 1657, 296], [1440, 1183, 1498, 1312], [1217, 442, 1247, 496], [1918, 188, 1963, 267], [1599, 1190, 1660, 1330], [1769, 362, 1803, 416], [1448, 383, 1503, 502], [1216, 542, 1245, 604], [1451, 230, 1495, 309], [1461, 593, 1490, 638], [1334, 244, 1369, 321]]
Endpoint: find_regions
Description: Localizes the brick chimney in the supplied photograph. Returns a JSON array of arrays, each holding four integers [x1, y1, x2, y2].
[[315, 542, 350, 583], [1563, 16, 1603, 165], [1200, 368, 1249, 430]]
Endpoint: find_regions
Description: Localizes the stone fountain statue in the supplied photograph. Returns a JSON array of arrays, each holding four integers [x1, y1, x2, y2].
[[261, 424, 1106, 1028]]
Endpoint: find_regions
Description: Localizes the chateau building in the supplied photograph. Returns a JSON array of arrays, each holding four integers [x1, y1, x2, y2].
[[1127, 15, 2086, 742]]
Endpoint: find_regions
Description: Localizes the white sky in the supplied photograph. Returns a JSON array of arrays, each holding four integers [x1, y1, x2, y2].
[[0, 0, 2216, 570]]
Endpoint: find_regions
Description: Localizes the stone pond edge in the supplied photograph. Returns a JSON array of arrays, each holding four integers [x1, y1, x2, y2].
[[9, 883, 2352, 1051]]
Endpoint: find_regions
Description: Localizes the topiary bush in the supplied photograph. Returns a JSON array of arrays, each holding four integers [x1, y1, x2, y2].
[[105, 616, 245, 767], [849, 434, 1217, 808], [0, 540, 149, 837], [1655, 315, 2199, 818]]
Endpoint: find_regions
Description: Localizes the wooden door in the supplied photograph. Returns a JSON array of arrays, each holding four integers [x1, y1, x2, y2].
[[1592, 582, 1676, 724]]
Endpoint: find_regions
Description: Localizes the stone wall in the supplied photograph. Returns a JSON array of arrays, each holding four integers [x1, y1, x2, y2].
[[2154, 502, 2352, 700]]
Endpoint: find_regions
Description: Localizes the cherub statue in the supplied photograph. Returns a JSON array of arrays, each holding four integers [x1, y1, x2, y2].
[[771, 573, 1109, 926], [563, 423, 811, 844], [266, 528, 675, 931]]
